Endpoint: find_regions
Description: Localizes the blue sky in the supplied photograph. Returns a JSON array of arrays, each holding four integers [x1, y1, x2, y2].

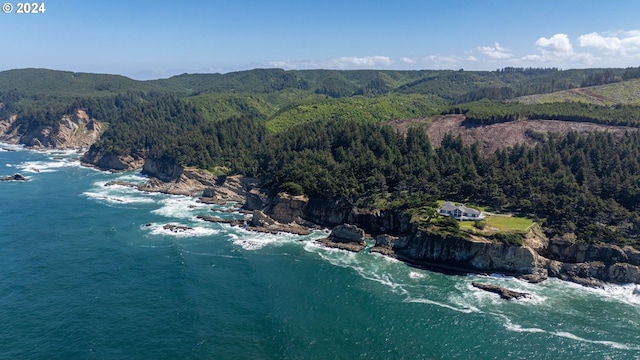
[[2, 0, 640, 79]]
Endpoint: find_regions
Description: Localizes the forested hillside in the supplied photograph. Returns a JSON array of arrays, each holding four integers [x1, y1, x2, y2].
[[3, 66, 640, 247]]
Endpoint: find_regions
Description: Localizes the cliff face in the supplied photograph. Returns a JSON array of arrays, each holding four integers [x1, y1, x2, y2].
[[81, 148, 145, 171], [541, 237, 640, 266], [141, 158, 184, 182], [137, 159, 218, 196], [299, 198, 412, 235], [1, 110, 103, 149], [374, 230, 544, 276], [370, 227, 640, 285]]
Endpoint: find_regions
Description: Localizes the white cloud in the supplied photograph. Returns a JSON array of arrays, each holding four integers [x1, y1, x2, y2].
[[327, 56, 393, 68], [523, 33, 594, 64], [535, 33, 574, 57], [268, 56, 393, 70], [578, 30, 640, 55], [477, 42, 513, 59], [399, 55, 477, 69], [400, 57, 416, 64]]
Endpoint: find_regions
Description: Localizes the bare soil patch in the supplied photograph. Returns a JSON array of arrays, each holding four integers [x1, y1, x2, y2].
[[398, 115, 639, 155]]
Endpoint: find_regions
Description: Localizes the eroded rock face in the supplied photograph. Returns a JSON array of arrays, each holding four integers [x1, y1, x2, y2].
[[370, 229, 548, 280], [329, 224, 366, 243], [267, 192, 309, 224], [303, 198, 352, 226], [142, 158, 184, 182], [370, 227, 640, 286], [542, 237, 632, 265], [251, 210, 276, 227], [3, 110, 103, 149], [0, 115, 19, 143], [138, 168, 218, 196], [81, 148, 145, 171], [317, 224, 368, 252]]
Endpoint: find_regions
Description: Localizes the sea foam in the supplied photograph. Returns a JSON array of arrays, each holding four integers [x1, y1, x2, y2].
[[143, 222, 220, 238]]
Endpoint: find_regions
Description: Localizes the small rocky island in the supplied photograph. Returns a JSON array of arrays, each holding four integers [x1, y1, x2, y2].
[[472, 282, 529, 300], [1, 173, 28, 181]]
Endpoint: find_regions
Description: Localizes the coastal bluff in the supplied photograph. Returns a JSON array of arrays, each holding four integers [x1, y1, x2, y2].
[[83, 154, 640, 287]]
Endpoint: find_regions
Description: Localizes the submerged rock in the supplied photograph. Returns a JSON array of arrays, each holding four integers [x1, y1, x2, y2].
[[196, 215, 245, 226], [163, 224, 193, 233]]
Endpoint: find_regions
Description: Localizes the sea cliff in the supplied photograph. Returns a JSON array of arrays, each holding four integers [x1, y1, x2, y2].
[[0, 110, 103, 149], [4, 122, 638, 288]]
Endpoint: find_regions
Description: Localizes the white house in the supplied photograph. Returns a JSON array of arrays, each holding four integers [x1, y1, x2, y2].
[[438, 201, 486, 221]]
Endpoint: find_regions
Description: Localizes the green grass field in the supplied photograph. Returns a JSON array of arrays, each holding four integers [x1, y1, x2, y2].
[[460, 215, 535, 233]]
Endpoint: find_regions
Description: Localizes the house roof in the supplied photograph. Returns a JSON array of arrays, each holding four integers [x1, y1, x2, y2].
[[459, 206, 481, 215], [439, 201, 481, 215], [440, 201, 457, 212]]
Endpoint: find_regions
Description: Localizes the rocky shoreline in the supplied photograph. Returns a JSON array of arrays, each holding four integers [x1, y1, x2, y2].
[[86, 157, 640, 288], [5, 132, 640, 288]]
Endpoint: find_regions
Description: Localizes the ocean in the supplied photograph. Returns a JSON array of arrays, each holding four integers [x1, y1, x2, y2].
[[1, 145, 639, 359]]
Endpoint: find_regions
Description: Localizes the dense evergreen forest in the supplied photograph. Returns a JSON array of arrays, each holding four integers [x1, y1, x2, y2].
[[3, 67, 640, 247]]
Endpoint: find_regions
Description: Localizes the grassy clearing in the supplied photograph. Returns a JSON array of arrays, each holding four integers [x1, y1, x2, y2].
[[459, 215, 534, 233], [486, 215, 534, 231]]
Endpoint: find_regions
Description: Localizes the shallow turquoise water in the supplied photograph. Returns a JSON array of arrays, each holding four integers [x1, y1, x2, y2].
[[1, 145, 639, 359]]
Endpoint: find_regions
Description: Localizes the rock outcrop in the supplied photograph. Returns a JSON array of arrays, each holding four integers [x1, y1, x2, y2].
[[1, 173, 28, 181], [163, 224, 194, 233], [246, 210, 310, 235], [141, 158, 184, 182], [200, 175, 259, 204], [372, 228, 546, 277], [196, 215, 245, 226], [82, 150, 145, 171], [317, 224, 367, 252], [472, 282, 529, 300], [1, 110, 103, 149], [0, 115, 19, 143], [266, 193, 308, 224], [368, 225, 640, 286], [138, 168, 217, 196]]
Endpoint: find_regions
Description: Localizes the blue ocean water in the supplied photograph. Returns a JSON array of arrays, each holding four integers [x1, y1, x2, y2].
[[1, 145, 639, 359]]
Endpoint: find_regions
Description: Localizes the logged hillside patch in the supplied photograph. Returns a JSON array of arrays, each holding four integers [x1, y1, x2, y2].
[[418, 115, 638, 155], [512, 78, 640, 106]]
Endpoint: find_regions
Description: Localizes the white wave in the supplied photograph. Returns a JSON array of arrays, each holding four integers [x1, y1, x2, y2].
[[541, 278, 640, 308], [113, 172, 148, 184], [599, 283, 640, 307], [409, 271, 426, 279], [82, 191, 156, 205], [83, 181, 159, 205], [42, 149, 81, 157], [227, 227, 320, 251], [368, 251, 401, 264], [404, 296, 480, 314], [504, 322, 546, 333], [17, 159, 81, 173], [305, 241, 413, 295], [553, 331, 640, 351], [231, 233, 281, 251], [0, 143, 24, 151], [152, 196, 212, 219], [500, 315, 546, 333], [143, 223, 220, 238]]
